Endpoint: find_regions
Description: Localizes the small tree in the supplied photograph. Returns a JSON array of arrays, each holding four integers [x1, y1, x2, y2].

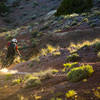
[[0, 2, 9, 14], [55, 0, 93, 16]]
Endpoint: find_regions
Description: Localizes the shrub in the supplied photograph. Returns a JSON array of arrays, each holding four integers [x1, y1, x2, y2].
[[39, 25, 49, 31], [37, 69, 58, 81], [55, 0, 93, 16], [67, 64, 94, 82], [67, 53, 80, 62], [25, 69, 58, 81], [93, 10, 100, 16], [94, 42, 100, 51], [12, 78, 22, 85], [97, 52, 100, 58], [31, 30, 42, 38], [5, 73, 12, 80], [5, 34, 14, 41], [0, 2, 9, 14], [0, 27, 8, 32], [66, 90, 77, 99], [52, 51, 61, 56], [40, 45, 58, 56], [63, 62, 78, 73], [31, 38, 39, 47], [33, 1, 39, 8], [24, 76, 41, 88], [12, 0, 20, 7]]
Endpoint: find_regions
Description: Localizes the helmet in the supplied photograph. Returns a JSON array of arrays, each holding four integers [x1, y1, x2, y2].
[[12, 38, 17, 43]]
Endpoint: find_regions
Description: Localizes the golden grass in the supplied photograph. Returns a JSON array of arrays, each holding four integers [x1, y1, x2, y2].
[[68, 39, 100, 53], [40, 44, 60, 56]]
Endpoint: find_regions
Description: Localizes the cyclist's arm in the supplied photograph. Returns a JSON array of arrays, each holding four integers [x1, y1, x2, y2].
[[16, 45, 21, 56]]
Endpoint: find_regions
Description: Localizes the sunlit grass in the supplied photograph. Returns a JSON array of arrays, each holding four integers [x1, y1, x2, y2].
[[34, 95, 41, 100], [12, 78, 22, 85], [24, 69, 58, 88], [68, 39, 100, 53], [24, 69, 58, 81], [94, 90, 100, 98], [63, 62, 78, 72], [51, 98, 62, 100], [64, 13, 79, 19], [14, 56, 22, 64], [52, 51, 61, 56], [97, 87, 100, 90], [5, 73, 12, 80], [66, 90, 77, 98], [17, 95, 28, 100], [67, 53, 80, 62], [97, 52, 100, 58], [40, 44, 60, 56], [24, 76, 41, 88], [82, 79, 88, 82]]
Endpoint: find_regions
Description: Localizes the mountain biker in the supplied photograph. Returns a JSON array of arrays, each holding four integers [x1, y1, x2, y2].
[[5, 38, 21, 66]]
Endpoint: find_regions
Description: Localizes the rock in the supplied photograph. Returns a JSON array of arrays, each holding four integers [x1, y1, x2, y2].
[[23, 12, 27, 16], [19, 6, 24, 9], [31, 15, 37, 20], [44, 10, 56, 20]]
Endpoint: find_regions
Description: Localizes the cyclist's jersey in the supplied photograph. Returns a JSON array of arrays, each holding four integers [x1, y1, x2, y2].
[[7, 42, 18, 57], [8, 42, 18, 51]]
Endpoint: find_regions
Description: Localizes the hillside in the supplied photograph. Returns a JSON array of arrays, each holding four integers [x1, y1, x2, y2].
[[0, 0, 100, 100]]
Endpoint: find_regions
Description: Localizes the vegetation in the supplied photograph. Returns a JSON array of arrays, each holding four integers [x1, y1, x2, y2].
[[56, 0, 93, 16], [97, 52, 100, 58], [24, 76, 41, 88], [67, 64, 94, 82], [40, 44, 59, 56], [38, 69, 58, 80], [94, 42, 100, 51], [5, 73, 13, 80], [0, 2, 9, 15], [63, 62, 78, 73], [31, 38, 39, 47], [5, 34, 14, 41], [67, 53, 80, 62], [12, 78, 22, 85], [24, 69, 58, 88], [25, 69, 58, 80], [66, 90, 77, 99], [31, 30, 42, 38]]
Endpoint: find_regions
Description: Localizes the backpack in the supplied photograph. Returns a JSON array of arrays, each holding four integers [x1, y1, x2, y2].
[[7, 42, 16, 56]]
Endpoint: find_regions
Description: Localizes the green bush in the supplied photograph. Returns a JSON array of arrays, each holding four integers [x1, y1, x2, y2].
[[12, 1, 20, 7], [5, 73, 12, 80], [24, 77, 41, 88], [39, 69, 58, 81], [67, 53, 80, 62], [67, 64, 94, 82], [94, 42, 100, 51], [12, 78, 22, 85], [97, 52, 100, 58], [5, 34, 14, 41], [63, 62, 78, 73], [55, 0, 93, 16], [33, 1, 39, 8], [0, 2, 9, 14], [31, 38, 39, 47], [31, 30, 42, 38]]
